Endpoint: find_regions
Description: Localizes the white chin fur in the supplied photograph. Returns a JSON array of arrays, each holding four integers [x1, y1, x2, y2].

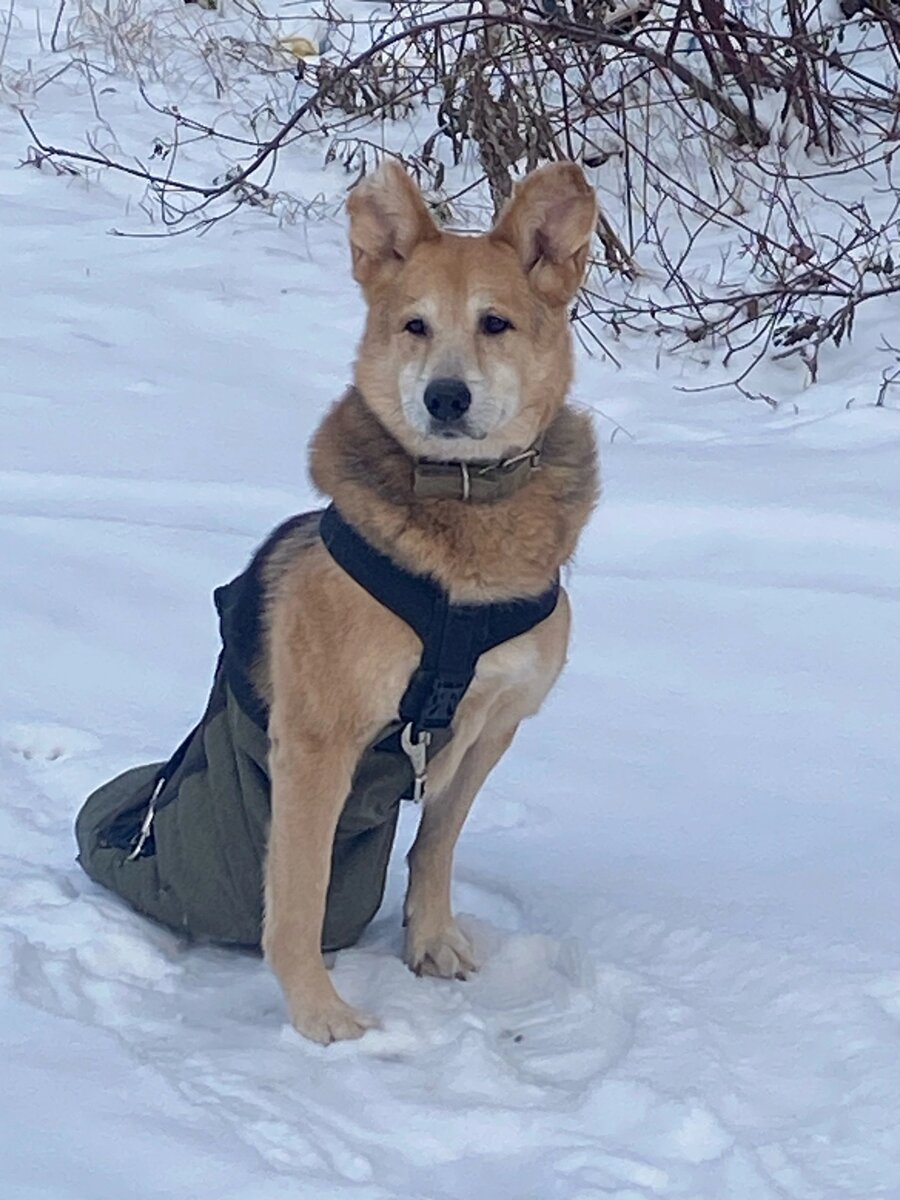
[[395, 416, 532, 463]]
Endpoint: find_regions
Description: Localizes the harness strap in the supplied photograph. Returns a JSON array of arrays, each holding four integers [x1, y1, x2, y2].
[[319, 504, 559, 738]]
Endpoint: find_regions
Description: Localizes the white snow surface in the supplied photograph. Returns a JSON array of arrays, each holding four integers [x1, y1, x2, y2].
[[3, 4, 900, 1197]]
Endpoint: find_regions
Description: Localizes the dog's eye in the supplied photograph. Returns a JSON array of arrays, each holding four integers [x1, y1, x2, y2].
[[480, 314, 513, 336], [404, 318, 429, 337]]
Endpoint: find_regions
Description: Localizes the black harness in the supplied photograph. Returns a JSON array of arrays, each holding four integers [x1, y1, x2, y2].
[[320, 504, 559, 799], [321, 505, 559, 735]]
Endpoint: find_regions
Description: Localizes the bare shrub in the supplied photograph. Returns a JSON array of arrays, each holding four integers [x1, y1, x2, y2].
[[15, 0, 900, 394]]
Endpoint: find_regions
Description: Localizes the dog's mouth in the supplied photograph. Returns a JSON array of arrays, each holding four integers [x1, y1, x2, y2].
[[427, 419, 486, 441]]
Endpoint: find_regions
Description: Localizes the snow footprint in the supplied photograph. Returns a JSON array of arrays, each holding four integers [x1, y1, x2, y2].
[[1, 721, 100, 764], [466, 924, 637, 1086], [864, 972, 900, 1023]]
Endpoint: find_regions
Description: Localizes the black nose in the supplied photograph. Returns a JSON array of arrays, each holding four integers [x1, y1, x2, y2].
[[424, 378, 471, 423]]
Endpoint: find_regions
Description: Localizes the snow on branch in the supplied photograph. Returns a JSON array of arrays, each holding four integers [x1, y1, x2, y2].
[[14, 0, 900, 393]]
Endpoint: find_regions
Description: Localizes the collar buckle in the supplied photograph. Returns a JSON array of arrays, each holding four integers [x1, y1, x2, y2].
[[484, 445, 542, 476]]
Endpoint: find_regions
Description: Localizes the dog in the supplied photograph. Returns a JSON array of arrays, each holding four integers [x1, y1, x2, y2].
[[253, 160, 600, 1043]]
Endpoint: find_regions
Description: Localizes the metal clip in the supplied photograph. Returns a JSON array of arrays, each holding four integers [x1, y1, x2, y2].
[[400, 722, 432, 803], [125, 775, 166, 861]]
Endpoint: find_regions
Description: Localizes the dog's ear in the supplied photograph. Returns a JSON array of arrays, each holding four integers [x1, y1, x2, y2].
[[489, 163, 597, 305], [347, 160, 441, 288]]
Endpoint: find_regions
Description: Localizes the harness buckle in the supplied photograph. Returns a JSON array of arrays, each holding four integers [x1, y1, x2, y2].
[[125, 775, 165, 861], [400, 722, 432, 803]]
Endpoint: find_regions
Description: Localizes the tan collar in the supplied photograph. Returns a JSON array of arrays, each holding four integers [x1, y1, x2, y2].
[[412, 442, 543, 503]]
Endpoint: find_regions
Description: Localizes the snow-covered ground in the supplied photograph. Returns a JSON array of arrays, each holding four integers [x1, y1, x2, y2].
[[3, 3, 900, 1197]]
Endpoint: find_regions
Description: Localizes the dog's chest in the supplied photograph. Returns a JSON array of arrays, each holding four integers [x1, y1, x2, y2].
[[469, 611, 564, 717]]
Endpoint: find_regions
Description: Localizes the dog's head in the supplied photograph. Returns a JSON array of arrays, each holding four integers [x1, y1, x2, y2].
[[347, 161, 597, 461]]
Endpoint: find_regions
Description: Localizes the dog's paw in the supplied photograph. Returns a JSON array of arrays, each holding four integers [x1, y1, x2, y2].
[[290, 998, 378, 1045], [405, 919, 478, 980]]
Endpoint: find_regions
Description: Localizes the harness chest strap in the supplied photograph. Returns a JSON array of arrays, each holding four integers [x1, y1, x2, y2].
[[319, 504, 559, 800]]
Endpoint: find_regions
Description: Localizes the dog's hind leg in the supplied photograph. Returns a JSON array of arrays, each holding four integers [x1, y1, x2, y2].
[[404, 720, 519, 980]]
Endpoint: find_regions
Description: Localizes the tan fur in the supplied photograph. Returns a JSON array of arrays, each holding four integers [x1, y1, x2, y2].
[[260, 162, 600, 1043]]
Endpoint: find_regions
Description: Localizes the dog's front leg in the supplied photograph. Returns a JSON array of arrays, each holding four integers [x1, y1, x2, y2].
[[264, 725, 375, 1044], [404, 721, 518, 979]]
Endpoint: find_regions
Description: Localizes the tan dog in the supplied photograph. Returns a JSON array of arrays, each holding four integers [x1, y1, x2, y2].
[[257, 161, 599, 1043]]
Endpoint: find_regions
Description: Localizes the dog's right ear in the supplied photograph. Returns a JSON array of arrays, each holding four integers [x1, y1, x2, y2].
[[347, 161, 440, 289]]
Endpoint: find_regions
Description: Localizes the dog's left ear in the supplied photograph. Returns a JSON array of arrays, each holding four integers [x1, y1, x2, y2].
[[347, 160, 440, 289], [489, 163, 597, 305]]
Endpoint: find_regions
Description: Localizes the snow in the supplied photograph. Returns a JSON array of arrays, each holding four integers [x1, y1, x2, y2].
[[3, 2, 900, 1197]]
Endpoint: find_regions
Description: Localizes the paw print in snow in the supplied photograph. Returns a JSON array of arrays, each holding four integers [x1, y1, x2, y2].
[[1, 722, 100, 764]]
